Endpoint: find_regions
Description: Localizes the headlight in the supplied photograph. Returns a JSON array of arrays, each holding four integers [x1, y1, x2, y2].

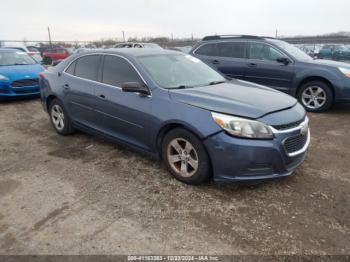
[[0, 75, 9, 81], [338, 67, 350, 78], [211, 112, 273, 139]]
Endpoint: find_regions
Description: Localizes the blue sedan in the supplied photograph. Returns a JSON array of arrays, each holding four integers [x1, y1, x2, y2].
[[40, 49, 310, 185], [0, 49, 44, 99]]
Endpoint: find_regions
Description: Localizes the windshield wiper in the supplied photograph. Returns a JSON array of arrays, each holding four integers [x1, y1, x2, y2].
[[209, 80, 226, 85], [170, 85, 193, 89]]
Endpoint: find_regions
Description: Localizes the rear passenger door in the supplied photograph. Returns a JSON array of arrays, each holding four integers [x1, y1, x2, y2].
[[61, 54, 102, 129], [93, 55, 152, 151], [193, 41, 247, 79], [245, 42, 294, 93]]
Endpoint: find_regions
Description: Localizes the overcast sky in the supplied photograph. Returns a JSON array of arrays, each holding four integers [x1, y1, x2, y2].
[[1, 0, 349, 41]]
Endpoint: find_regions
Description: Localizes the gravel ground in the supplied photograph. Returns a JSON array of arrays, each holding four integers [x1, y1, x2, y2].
[[0, 99, 349, 255]]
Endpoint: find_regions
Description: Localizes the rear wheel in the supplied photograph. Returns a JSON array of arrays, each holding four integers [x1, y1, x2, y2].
[[162, 128, 211, 185], [49, 99, 75, 135], [297, 81, 333, 112]]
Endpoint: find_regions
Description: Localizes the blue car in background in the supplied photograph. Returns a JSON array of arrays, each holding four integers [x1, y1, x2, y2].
[[0, 49, 44, 100], [40, 49, 310, 185]]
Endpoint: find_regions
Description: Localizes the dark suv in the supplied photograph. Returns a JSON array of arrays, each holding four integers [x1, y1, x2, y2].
[[190, 35, 350, 112]]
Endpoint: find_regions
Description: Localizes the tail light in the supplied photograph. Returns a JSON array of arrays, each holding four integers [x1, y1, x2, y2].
[[39, 73, 46, 80]]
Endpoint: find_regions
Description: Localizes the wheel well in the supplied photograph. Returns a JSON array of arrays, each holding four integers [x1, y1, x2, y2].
[[46, 95, 57, 111], [156, 123, 185, 157], [297, 76, 335, 99]]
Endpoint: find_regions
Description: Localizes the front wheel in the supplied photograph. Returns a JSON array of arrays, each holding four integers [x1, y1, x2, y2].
[[162, 128, 211, 185], [297, 81, 333, 112]]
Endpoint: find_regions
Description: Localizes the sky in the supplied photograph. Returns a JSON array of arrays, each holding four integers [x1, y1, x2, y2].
[[1, 0, 349, 41]]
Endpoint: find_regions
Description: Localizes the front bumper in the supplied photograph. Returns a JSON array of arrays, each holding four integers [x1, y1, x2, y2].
[[0, 83, 40, 99], [204, 126, 309, 183]]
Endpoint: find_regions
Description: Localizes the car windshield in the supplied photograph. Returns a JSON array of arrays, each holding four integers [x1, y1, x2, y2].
[[269, 39, 313, 61], [138, 54, 226, 89], [0, 51, 36, 66]]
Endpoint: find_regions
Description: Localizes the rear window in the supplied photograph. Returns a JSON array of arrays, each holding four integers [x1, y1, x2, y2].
[[216, 42, 246, 58], [195, 43, 216, 56], [27, 47, 39, 52], [74, 55, 100, 81]]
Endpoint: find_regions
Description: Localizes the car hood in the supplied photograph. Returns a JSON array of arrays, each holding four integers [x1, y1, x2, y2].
[[304, 59, 350, 69], [169, 79, 297, 119], [0, 64, 44, 81]]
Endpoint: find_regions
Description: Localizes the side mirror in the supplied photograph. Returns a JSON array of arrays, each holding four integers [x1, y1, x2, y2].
[[121, 82, 150, 95], [276, 57, 291, 65]]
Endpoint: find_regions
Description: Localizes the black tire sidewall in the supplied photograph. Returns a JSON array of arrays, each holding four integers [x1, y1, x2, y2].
[[49, 99, 74, 135], [162, 128, 211, 185], [297, 81, 333, 112]]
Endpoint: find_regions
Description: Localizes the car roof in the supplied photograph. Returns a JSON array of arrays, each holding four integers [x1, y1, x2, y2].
[[0, 48, 20, 52], [78, 48, 182, 58]]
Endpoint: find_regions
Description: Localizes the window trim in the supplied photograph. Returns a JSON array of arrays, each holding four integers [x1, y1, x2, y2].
[[63, 53, 151, 96]]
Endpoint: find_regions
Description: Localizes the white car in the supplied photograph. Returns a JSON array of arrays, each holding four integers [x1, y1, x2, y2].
[[113, 42, 162, 49], [3, 45, 42, 62]]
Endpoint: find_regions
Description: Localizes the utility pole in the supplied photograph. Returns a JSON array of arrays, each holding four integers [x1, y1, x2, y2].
[[122, 31, 126, 42], [191, 33, 194, 41], [47, 26, 52, 49], [275, 29, 278, 38]]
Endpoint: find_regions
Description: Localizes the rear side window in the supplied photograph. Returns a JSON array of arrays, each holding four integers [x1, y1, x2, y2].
[[249, 42, 284, 61], [195, 43, 216, 56], [217, 42, 246, 58], [74, 55, 100, 81], [102, 55, 142, 87]]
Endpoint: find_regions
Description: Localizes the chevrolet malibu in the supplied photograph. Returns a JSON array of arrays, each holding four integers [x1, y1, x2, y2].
[[39, 49, 310, 185]]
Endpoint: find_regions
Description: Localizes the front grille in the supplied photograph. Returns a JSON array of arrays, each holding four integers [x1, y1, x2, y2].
[[284, 132, 308, 154], [273, 118, 304, 130], [11, 79, 39, 88]]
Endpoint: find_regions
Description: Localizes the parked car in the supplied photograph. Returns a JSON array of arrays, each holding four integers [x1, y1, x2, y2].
[[167, 46, 192, 53], [318, 44, 350, 61], [40, 49, 309, 185], [0, 49, 44, 99], [3, 45, 42, 62], [190, 35, 350, 112], [42, 48, 72, 65], [113, 42, 162, 49]]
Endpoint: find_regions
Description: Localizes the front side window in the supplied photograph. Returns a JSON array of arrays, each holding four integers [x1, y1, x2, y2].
[[74, 55, 100, 81], [102, 55, 142, 87], [217, 42, 246, 58], [249, 42, 284, 61], [195, 43, 216, 56], [138, 54, 225, 89]]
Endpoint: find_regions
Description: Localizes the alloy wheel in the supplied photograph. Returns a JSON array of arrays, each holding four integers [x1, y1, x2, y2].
[[301, 86, 327, 109], [167, 138, 199, 178], [51, 104, 65, 131]]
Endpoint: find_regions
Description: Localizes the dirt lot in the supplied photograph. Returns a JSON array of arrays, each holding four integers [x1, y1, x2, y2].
[[0, 99, 349, 255]]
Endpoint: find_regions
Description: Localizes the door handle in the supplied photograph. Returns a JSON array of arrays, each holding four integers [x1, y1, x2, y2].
[[247, 63, 257, 68], [212, 60, 220, 65], [99, 94, 107, 100], [63, 84, 70, 90]]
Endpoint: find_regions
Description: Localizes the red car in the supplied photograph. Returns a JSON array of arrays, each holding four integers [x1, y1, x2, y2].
[[42, 48, 72, 65]]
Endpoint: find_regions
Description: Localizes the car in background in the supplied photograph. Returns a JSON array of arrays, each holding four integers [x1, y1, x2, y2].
[[3, 45, 42, 62], [318, 44, 350, 61], [190, 35, 350, 112], [40, 49, 309, 185], [167, 46, 192, 53], [42, 48, 72, 65], [0, 49, 44, 99], [113, 42, 163, 49]]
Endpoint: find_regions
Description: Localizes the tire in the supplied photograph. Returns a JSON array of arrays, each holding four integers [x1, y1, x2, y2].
[[161, 128, 211, 185], [297, 81, 333, 113], [49, 98, 75, 135]]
